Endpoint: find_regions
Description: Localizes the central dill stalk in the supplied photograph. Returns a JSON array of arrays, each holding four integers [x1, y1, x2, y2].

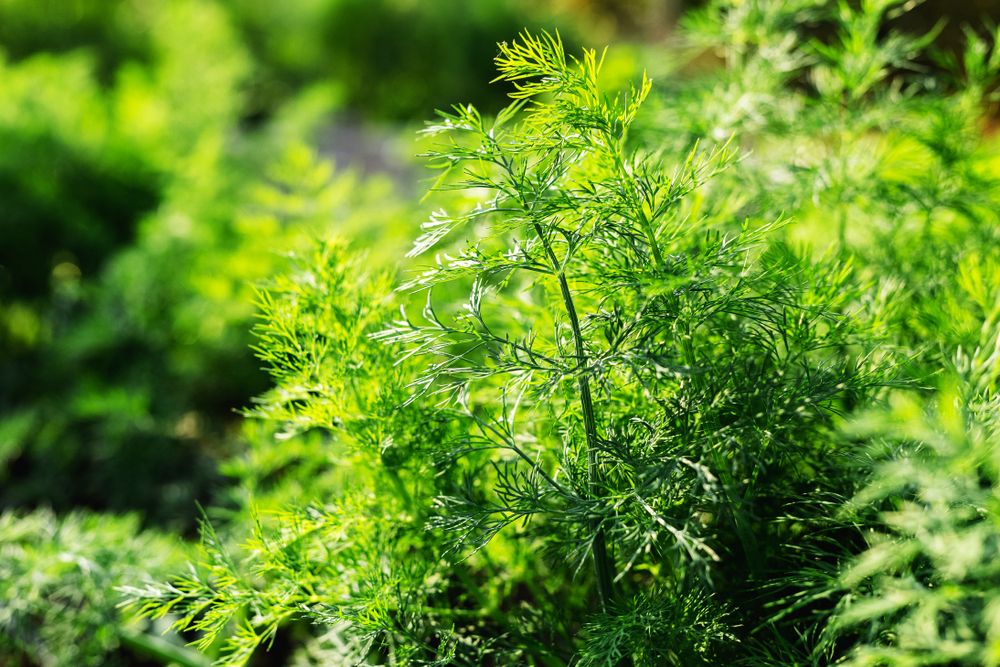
[[558, 272, 617, 610], [534, 222, 617, 611]]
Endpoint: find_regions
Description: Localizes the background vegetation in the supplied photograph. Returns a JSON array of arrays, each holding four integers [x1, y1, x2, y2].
[[1, 0, 998, 665]]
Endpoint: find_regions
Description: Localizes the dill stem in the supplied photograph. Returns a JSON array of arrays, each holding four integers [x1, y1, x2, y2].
[[532, 222, 616, 612], [557, 272, 616, 610], [119, 629, 211, 667], [638, 210, 664, 270]]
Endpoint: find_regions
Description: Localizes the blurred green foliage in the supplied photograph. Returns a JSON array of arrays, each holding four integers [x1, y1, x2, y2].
[[0, 509, 194, 666], [224, 0, 581, 120], [828, 384, 1000, 666], [0, 0, 420, 527]]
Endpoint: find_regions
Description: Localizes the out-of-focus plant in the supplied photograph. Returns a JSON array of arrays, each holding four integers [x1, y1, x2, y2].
[[0, 0, 250, 300], [0, 0, 150, 78], [811, 284, 993, 666], [223, 0, 586, 120], [0, 509, 204, 667], [0, 134, 410, 526], [0, 51, 158, 302], [817, 245, 1000, 665], [0, 0, 253, 527], [824, 381, 1000, 666]]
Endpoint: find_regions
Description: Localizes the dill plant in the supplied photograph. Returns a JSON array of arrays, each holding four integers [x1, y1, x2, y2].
[[827, 374, 1000, 666], [379, 27, 886, 643], [660, 2, 1000, 664], [125, 29, 890, 665]]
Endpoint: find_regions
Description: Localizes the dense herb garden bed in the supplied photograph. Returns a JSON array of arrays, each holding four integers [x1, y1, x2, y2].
[[2, 1, 999, 665]]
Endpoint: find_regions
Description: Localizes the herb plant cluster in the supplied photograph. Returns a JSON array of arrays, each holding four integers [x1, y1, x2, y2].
[[2, 0, 999, 665]]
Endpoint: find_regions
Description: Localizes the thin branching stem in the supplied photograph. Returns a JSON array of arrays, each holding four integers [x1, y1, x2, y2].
[[532, 220, 617, 611]]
